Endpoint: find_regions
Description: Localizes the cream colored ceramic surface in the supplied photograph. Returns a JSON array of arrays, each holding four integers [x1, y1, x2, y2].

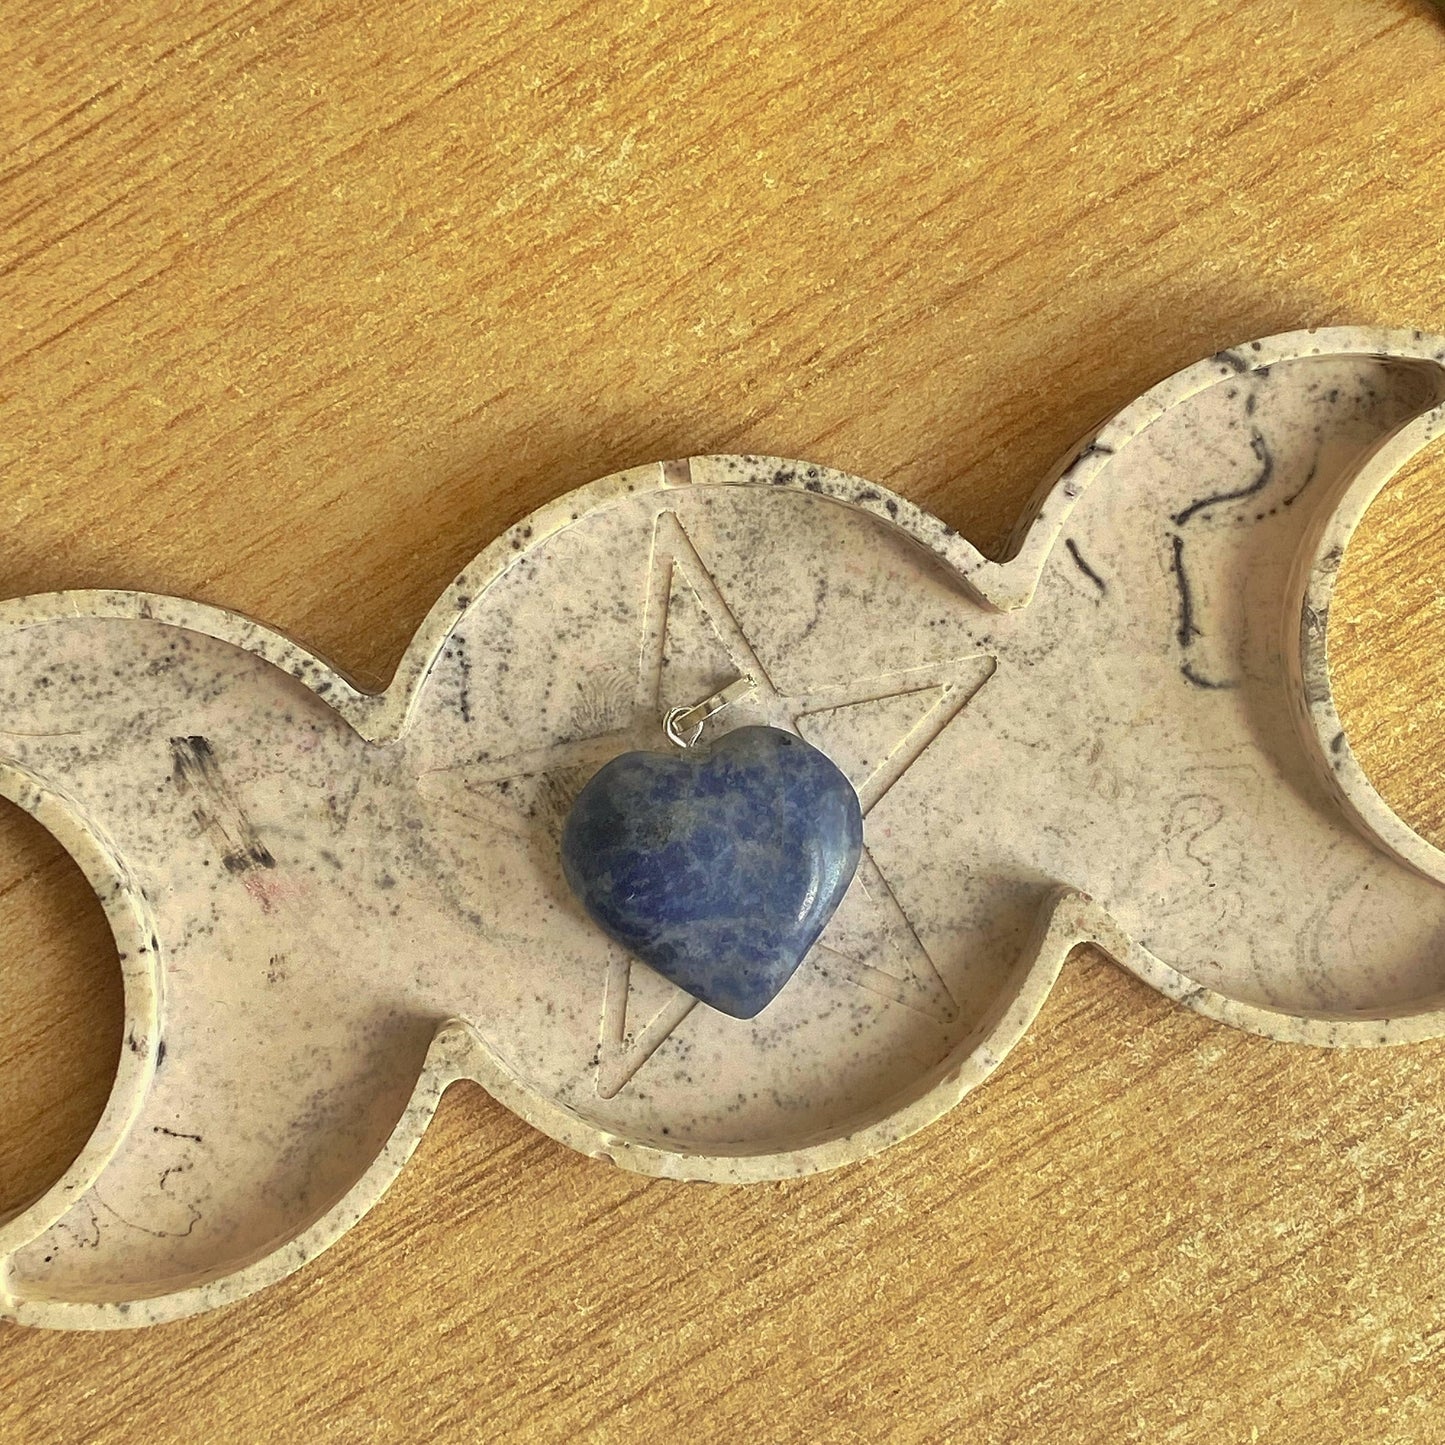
[[4, 326, 1445, 1330]]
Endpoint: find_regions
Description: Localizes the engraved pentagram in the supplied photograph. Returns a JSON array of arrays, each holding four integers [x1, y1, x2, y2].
[[422, 497, 994, 1098]]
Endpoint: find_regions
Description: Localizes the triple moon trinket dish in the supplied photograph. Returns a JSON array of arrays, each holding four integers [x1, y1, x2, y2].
[[3, 325, 1445, 1330]]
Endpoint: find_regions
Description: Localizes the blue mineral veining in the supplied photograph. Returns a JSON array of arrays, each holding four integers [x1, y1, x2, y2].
[[560, 725, 864, 1019]]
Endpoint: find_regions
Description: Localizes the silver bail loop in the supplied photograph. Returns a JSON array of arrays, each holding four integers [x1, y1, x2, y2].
[[663, 675, 756, 748]]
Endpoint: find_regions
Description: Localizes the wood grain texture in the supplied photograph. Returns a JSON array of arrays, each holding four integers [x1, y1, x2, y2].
[[3, 0, 1445, 1438]]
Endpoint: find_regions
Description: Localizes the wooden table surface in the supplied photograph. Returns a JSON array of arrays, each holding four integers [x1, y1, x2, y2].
[[3, 1, 1445, 1439]]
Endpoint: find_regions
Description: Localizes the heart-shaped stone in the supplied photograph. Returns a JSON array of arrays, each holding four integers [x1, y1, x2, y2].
[[560, 725, 864, 1019]]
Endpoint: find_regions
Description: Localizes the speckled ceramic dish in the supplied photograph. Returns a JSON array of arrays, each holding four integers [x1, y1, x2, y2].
[[4, 326, 1445, 1329]]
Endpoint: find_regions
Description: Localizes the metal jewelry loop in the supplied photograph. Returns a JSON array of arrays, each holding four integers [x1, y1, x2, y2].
[[663, 706, 707, 749], [663, 675, 756, 748]]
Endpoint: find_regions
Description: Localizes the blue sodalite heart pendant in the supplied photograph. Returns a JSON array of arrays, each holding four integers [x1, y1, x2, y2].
[[560, 726, 864, 1019]]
